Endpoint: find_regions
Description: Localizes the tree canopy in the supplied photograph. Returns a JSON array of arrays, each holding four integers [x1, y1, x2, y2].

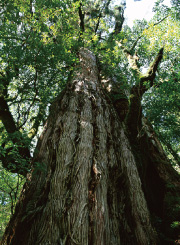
[[0, 0, 180, 239]]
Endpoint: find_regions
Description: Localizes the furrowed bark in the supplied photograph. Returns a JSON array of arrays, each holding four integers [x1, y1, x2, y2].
[[104, 75, 180, 243], [1, 49, 157, 245]]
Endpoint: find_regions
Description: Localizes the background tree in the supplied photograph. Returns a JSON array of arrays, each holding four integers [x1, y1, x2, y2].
[[0, 167, 24, 238], [0, 0, 180, 244]]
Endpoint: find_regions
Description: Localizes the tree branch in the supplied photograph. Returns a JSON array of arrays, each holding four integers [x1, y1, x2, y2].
[[0, 81, 31, 175], [0, 95, 18, 134], [92, 1, 112, 39], [140, 47, 164, 90], [94, 0, 113, 34], [94, 13, 102, 34], [114, 6, 125, 35], [125, 48, 164, 137], [78, 3, 85, 33], [118, 41, 164, 93], [124, 49, 141, 78]]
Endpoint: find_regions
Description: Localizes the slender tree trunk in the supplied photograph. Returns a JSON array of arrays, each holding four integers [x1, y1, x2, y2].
[[1, 49, 180, 245]]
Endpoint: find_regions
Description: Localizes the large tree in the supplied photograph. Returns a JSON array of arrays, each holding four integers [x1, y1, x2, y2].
[[0, 0, 180, 244]]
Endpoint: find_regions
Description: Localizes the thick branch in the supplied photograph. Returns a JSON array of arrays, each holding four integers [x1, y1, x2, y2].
[[0, 95, 18, 134], [30, 0, 33, 16], [0, 87, 31, 175], [140, 47, 164, 89], [93, 1, 113, 39], [78, 3, 85, 33], [104, 0, 112, 9], [125, 48, 164, 137], [114, 6, 124, 35], [116, 41, 141, 79], [124, 49, 141, 78], [94, 13, 102, 34], [123, 46, 163, 95]]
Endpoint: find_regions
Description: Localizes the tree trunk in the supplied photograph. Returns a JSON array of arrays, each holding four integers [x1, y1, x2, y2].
[[1, 49, 180, 245]]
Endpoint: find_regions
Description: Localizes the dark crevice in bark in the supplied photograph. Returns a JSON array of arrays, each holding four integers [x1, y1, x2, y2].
[[127, 117, 180, 244], [88, 95, 99, 244], [107, 113, 137, 244]]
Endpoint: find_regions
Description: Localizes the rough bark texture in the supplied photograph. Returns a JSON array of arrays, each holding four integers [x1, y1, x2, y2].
[[1, 49, 180, 245]]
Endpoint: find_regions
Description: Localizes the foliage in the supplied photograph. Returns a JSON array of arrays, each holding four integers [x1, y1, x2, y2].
[[141, 6, 180, 164], [0, 164, 25, 239]]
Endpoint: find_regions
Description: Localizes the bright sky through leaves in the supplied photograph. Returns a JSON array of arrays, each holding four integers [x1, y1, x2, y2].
[[122, 0, 172, 27]]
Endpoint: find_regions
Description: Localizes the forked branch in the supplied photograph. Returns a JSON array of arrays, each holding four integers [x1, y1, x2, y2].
[[140, 47, 164, 92], [125, 47, 164, 136]]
